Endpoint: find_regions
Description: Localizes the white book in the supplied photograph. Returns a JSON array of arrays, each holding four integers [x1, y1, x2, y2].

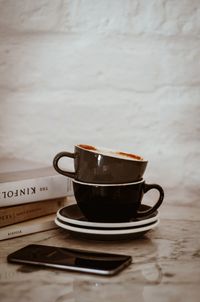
[[0, 157, 73, 207], [0, 214, 58, 241]]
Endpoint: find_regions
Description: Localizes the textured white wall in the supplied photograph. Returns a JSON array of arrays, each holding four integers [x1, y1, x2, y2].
[[0, 0, 199, 206]]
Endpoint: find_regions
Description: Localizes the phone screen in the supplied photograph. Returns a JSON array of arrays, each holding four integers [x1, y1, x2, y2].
[[7, 244, 132, 276]]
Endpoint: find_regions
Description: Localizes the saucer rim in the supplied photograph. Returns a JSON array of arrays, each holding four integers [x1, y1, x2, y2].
[[54, 217, 159, 235], [57, 204, 159, 229]]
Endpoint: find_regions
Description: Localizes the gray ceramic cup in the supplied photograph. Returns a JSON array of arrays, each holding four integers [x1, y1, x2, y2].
[[53, 144, 148, 184]]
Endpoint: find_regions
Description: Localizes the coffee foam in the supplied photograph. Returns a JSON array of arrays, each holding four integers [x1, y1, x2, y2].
[[78, 144, 144, 161]]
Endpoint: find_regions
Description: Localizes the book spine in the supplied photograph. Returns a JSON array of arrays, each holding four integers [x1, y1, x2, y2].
[[0, 197, 67, 227], [0, 215, 57, 241], [0, 175, 73, 207]]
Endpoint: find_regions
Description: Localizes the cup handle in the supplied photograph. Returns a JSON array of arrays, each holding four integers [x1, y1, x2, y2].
[[137, 183, 164, 217], [53, 151, 75, 178]]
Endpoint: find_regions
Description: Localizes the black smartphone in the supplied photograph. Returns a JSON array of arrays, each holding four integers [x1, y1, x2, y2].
[[7, 244, 132, 276]]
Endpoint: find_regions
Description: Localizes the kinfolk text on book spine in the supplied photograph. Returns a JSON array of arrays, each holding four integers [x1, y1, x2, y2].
[[1, 187, 36, 199], [0, 176, 73, 207]]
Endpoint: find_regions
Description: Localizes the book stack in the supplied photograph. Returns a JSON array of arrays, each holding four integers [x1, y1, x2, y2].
[[0, 157, 73, 240]]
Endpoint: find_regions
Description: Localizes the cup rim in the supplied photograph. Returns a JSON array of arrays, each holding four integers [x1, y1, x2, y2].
[[76, 144, 147, 162], [72, 179, 145, 186]]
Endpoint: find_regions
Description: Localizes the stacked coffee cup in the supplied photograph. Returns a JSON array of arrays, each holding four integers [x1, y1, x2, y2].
[[53, 144, 164, 224]]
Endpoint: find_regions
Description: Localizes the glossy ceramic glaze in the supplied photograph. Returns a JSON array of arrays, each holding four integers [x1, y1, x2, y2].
[[53, 144, 148, 184], [57, 203, 159, 228], [54, 217, 160, 241], [72, 179, 164, 222]]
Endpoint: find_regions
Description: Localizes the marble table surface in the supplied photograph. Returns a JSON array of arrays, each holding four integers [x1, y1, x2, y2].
[[0, 202, 200, 302]]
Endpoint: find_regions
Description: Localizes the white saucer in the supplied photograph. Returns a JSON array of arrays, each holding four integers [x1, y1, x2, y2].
[[55, 217, 159, 241], [57, 204, 159, 229]]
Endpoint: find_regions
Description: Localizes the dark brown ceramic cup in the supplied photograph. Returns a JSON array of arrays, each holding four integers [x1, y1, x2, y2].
[[72, 179, 164, 222], [53, 144, 148, 184]]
